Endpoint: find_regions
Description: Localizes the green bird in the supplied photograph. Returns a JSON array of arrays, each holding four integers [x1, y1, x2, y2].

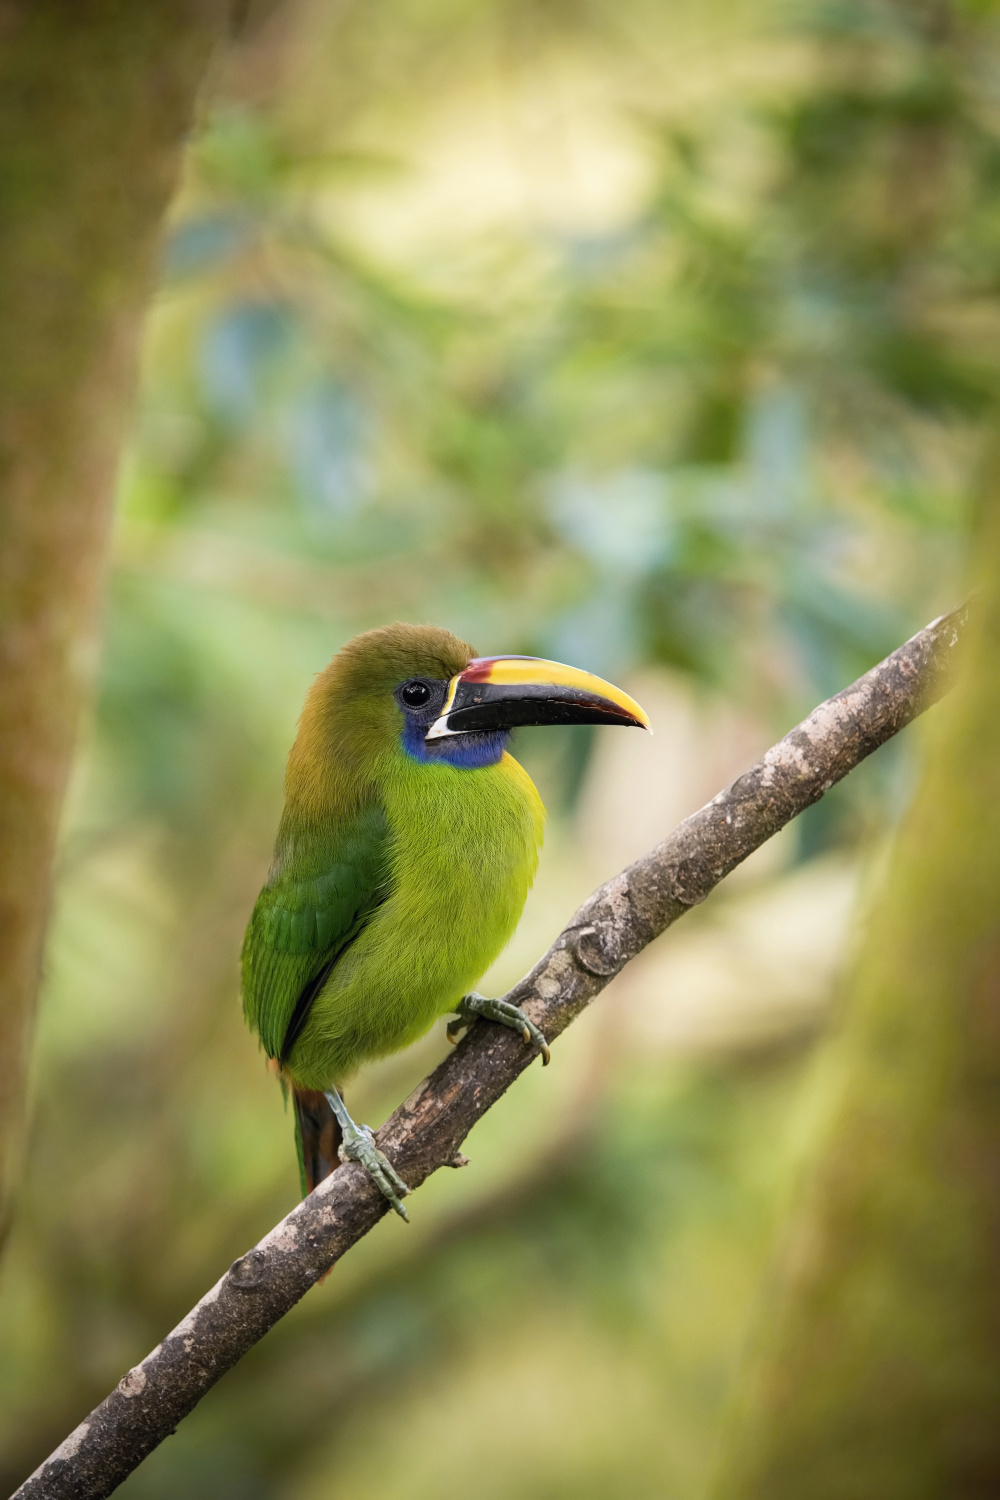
[[241, 623, 649, 1219]]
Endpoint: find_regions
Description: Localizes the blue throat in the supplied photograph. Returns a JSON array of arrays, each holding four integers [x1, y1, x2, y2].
[[401, 718, 510, 769]]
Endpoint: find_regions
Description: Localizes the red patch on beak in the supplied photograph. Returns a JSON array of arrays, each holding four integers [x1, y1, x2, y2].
[[460, 656, 534, 683]]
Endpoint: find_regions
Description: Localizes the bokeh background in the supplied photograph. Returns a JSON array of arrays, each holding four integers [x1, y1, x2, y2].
[[0, 0, 993, 1493]]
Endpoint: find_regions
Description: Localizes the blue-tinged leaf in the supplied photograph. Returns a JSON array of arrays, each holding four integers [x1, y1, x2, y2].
[[162, 214, 255, 281]]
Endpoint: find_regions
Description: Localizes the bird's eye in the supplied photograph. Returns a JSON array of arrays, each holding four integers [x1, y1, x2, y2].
[[400, 680, 432, 708]]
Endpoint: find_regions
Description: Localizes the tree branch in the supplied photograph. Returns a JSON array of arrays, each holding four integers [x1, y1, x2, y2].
[[15, 606, 966, 1500]]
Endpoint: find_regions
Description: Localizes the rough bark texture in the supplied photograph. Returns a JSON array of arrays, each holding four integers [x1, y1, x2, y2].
[[0, 0, 240, 1238], [12, 606, 965, 1500], [711, 532, 1000, 1494]]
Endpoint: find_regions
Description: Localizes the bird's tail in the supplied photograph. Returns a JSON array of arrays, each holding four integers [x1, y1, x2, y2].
[[293, 1087, 343, 1197]]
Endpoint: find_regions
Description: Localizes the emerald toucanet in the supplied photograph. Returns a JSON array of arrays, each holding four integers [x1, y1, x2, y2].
[[241, 623, 649, 1219]]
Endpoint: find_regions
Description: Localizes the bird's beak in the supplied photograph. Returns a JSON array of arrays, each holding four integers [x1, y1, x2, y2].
[[425, 656, 651, 740]]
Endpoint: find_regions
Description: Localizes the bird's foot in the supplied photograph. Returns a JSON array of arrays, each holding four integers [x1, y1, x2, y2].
[[340, 1125, 411, 1222], [323, 1090, 410, 1221], [447, 992, 551, 1065]]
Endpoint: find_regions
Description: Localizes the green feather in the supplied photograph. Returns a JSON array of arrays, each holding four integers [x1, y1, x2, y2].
[[241, 805, 390, 1059], [240, 624, 545, 1093]]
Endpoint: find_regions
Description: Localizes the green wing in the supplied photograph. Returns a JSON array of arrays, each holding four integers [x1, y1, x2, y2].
[[241, 805, 391, 1061]]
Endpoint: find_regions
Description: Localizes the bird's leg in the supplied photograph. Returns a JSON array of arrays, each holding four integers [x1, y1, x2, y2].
[[447, 991, 551, 1066], [323, 1087, 410, 1222]]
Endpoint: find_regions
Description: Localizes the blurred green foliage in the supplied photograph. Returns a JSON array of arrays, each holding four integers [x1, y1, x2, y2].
[[2, 0, 999, 1493]]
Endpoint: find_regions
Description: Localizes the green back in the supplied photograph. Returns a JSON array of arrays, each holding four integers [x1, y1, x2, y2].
[[241, 804, 391, 1061]]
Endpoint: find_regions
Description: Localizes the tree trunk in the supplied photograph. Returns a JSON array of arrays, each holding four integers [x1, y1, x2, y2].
[[0, 0, 240, 1240], [714, 502, 1000, 1497]]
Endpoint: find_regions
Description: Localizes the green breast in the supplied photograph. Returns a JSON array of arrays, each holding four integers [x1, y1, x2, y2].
[[284, 749, 544, 1090]]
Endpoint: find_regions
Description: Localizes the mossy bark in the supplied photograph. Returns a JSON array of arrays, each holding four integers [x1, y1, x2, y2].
[[714, 508, 1000, 1498], [0, 0, 240, 1238]]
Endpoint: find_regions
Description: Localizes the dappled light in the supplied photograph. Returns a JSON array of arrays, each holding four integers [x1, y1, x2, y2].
[[2, 0, 998, 1496]]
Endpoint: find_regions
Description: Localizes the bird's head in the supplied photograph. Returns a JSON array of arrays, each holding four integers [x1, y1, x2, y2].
[[289, 623, 649, 803]]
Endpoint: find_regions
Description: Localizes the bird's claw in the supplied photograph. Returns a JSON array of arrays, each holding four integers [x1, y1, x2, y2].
[[448, 993, 551, 1065], [338, 1123, 410, 1221]]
